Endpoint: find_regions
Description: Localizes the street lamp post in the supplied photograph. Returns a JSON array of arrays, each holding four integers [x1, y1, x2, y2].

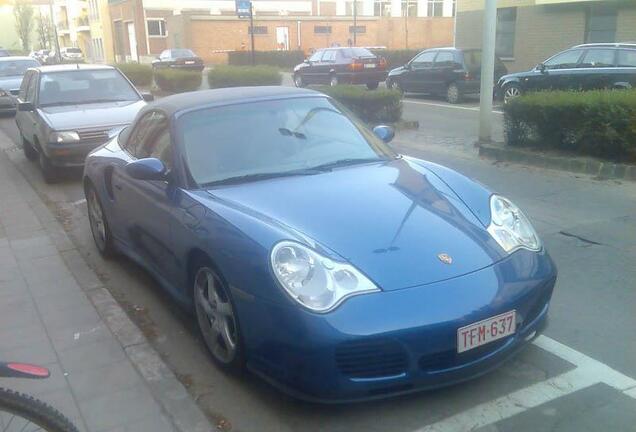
[[353, 0, 357, 46], [49, 0, 62, 63], [478, 0, 497, 143]]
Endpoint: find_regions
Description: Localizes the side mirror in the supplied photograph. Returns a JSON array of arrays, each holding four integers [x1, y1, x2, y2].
[[373, 125, 395, 144], [17, 102, 34, 112], [304, 59, 311, 64], [142, 93, 154, 102], [537, 63, 546, 73], [125, 158, 167, 181], [404, 63, 412, 70]]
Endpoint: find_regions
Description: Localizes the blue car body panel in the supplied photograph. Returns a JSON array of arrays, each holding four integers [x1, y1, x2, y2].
[[83, 89, 557, 402]]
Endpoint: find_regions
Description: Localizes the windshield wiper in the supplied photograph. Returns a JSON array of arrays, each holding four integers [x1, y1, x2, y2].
[[310, 157, 386, 172], [40, 99, 132, 107], [202, 168, 322, 187]]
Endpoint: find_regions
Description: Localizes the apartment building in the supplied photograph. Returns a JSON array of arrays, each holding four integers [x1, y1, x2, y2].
[[456, 0, 636, 73], [108, 0, 456, 63]]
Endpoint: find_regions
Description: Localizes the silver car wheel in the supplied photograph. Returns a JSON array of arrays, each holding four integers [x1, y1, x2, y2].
[[87, 187, 106, 251], [194, 267, 238, 364], [504, 85, 522, 103]]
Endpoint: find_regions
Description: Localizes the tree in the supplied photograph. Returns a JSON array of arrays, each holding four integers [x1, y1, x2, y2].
[[13, 0, 35, 52], [35, 12, 52, 50]]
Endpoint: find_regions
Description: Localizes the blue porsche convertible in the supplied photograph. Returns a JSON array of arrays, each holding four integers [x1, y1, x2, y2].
[[83, 87, 557, 402]]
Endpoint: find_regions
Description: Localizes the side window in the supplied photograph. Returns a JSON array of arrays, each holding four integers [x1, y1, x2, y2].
[[159, 50, 170, 60], [434, 52, 454, 67], [148, 128, 173, 171], [25, 72, 38, 103], [322, 50, 336, 63], [617, 50, 636, 67], [411, 51, 436, 69], [579, 49, 616, 68], [543, 49, 584, 70], [19, 71, 32, 101], [136, 113, 172, 170], [124, 112, 155, 157], [309, 50, 323, 62]]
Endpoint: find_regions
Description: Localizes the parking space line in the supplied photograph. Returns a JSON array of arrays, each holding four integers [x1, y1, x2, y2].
[[414, 335, 636, 431], [403, 99, 504, 114]]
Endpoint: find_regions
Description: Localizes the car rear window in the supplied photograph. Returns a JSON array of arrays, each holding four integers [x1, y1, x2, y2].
[[617, 49, 636, 67], [341, 48, 374, 58], [462, 50, 505, 71], [0, 59, 38, 77], [172, 49, 196, 58]]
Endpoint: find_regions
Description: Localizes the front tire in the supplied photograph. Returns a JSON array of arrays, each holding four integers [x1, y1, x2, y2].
[[193, 261, 244, 371], [293, 73, 304, 88], [446, 82, 462, 104], [329, 74, 339, 87], [21, 135, 37, 161], [503, 83, 522, 103], [85, 183, 116, 257], [366, 82, 379, 90], [38, 150, 57, 184], [0, 388, 79, 432]]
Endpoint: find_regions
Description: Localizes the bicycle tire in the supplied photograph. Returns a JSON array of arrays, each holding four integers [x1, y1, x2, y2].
[[0, 388, 79, 432]]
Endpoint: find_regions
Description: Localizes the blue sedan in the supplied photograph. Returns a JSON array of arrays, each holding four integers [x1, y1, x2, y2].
[[83, 87, 557, 402]]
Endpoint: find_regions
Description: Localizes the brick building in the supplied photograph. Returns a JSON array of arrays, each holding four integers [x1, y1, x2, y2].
[[456, 0, 636, 73], [108, 0, 456, 63]]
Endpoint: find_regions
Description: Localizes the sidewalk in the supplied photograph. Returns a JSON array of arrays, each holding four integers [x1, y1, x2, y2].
[[0, 143, 211, 431]]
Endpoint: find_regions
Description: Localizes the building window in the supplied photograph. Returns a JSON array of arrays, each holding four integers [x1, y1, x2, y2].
[[496, 7, 516, 58], [585, 4, 617, 43], [427, 0, 443, 17], [402, 0, 417, 16], [452, 0, 456, 17], [349, 25, 366, 34], [147, 19, 167, 37], [345, 1, 362, 16], [374, 0, 391, 17], [249, 26, 268, 34], [314, 25, 332, 34]]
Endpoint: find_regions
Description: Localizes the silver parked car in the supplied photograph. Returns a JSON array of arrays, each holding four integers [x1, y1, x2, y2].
[[14, 64, 153, 183], [0, 56, 39, 114]]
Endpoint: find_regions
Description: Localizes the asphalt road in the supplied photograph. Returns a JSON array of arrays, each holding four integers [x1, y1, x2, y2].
[[1, 97, 635, 432]]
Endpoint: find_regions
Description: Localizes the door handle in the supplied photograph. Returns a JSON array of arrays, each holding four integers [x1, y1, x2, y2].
[[114, 183, 123, 190]]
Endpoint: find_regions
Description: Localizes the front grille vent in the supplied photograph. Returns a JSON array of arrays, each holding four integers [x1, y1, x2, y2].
[[335, 338, 408, 379], [78, 129, 110, 142]]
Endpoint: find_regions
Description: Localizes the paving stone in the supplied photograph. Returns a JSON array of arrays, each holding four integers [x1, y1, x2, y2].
[[88, 288, 145, 348], [0, 335, 58, 365], [41, 304, 102, 337], [61, 249, 103, 290], [58, 337, 126, 374], [78, 384, 162, 432], [48, 322, 114, 353], [10, 235, 59, 261], [21, 254, 73, 285], [0, 293, 39, 329], [34, 289, 93, 320], [0, 277, 29, 298], [0, 321, 50, 352], [67, 360, 143, 401], [26, 275, 83, 298], [108, 413, 175, 432]]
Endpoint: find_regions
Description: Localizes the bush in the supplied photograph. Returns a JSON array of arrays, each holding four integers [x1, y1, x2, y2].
[[207, 65, 282, 88], [504, 90, 636, 161], [228, 51, 305, 69], [317, 85, 402, 124], [154, 69, 202, 93], [115, 63, 153, 87], [370, 49, 423, 68]]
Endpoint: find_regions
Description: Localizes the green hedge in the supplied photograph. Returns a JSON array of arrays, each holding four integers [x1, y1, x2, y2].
[[370, 49, 423, 68], [207, 65, 282, 88], [228, 50, 305, 69], [504, 90, 636, 161], [115, 63, 153, 87], [154, 69, 202, 93], [317, 85, 403, 124]]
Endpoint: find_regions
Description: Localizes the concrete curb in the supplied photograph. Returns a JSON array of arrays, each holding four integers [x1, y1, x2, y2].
[[0, 129, 212, 432], [479, 143, 636, 182]]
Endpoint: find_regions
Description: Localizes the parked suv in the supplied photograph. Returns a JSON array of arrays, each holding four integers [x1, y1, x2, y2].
[[60, 47, 84, 63], [497, 43, 636, 102], [293, 47, 387, 90], [386, 48, 507, 103], [14, 64, 151, 183]]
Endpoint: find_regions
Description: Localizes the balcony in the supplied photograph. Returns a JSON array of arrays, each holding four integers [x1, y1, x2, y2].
[[57, 21, 70, 35], [76, 16, 90, 31]]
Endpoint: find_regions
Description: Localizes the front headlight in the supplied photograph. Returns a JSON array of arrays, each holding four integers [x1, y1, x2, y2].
[[0, 89, 7, 97], [271, 241, 380, 312], [487, 195, 541, 253], [50, 131, 80, 144]]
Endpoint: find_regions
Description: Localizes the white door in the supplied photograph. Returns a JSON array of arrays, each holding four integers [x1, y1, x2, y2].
[[276, 27, 289, 51], [127, 22, 138, 61]]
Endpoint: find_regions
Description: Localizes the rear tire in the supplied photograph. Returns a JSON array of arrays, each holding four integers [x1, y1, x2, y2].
[[446, 82, 462, 104], [0, 388, 79, 432], [85, 182, 116, 258], [38, 148, 57, 184], [21, 135, 37, 161], [366, 82, 379, 90], [329, 74, 339, 87]]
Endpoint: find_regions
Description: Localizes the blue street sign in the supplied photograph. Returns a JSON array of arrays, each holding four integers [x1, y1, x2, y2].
[[236, 0, 252, 18]]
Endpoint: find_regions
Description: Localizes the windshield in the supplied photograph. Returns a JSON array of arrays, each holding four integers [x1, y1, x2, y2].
[[172, 49, 195, 58], [178, 97, 395, 186], [341, 48, 375, 58], [0, 59, 38, 77], [38, 69, 140, 106]]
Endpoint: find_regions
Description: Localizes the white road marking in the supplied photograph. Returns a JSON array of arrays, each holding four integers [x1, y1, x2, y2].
[[71, 198, 87, 206], [403, 99, 504, 114], [415, 335, 636, 431]]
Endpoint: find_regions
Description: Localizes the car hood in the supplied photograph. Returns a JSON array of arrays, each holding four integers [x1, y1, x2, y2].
[[39, 100, 145, 130], [207, 158, 505, 291], [499, 69, 537, 82], [0, 76, 24, 91], [388, 66, 406, 77]]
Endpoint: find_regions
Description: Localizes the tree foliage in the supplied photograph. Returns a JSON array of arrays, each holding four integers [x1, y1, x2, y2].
[[13, 0, 34, 52], [35, 12, 52, 50]]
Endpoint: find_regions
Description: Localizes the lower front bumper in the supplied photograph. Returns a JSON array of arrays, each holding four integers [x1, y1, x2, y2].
[[0, 96, 16, 113], [239, 248, 557, 402], [44, 141, 106, 167], [340, 71, 388, 85]]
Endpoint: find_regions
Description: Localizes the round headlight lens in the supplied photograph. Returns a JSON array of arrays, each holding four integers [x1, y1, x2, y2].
[[271, 241, 379, 312], [487, 195, 541, 253]]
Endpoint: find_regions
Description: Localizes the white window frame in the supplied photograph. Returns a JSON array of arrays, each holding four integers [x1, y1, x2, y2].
[[147, 18, 167, 38]]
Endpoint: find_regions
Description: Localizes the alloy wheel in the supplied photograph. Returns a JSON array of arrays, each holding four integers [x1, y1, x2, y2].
[[194, 267, 238, 365], [504, 85, 521, 103], [87, 186, 107, 252], [330, 75, 338, 87], [294, 74, 304, 88]]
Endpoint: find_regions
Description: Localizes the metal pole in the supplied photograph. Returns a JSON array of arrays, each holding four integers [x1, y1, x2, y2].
[[478, 0, 497, 143], [250, 2, 255, 66], [353, 0, 357, 46], [404, 5, 408, 49], [49, 0, 62, 63]]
